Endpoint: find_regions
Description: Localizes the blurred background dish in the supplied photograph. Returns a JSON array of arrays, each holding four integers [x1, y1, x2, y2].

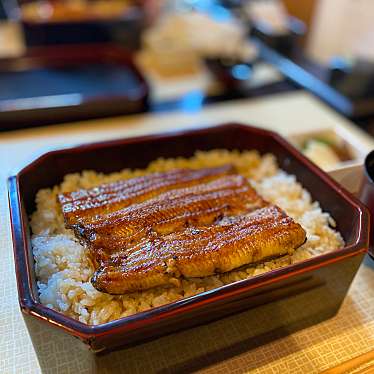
[[0, 44, 149, 130], [136, 10, 257, 78], [20, 0, 134, 22], [12, 0, 147, 48]]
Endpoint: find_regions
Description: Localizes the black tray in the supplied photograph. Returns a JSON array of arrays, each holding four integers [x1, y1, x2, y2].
[[0, 44, 149, 131]]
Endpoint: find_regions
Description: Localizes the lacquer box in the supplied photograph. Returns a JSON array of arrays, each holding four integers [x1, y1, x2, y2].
[[8, 124, 370, 353]]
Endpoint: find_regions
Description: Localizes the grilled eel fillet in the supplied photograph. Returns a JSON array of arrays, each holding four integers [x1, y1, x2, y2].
[[57, 166, 306, 294], [58, 164, 235, 227], [76, 174, 266, 253], [91, 205, 306, 294]]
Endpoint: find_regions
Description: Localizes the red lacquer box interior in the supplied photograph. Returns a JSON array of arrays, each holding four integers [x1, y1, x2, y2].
[[8, 124, 370, 353]]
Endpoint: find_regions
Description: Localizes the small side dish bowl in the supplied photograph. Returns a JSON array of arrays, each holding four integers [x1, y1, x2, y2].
[[8, 124, 370, 353], [287, 128, 367, 173]]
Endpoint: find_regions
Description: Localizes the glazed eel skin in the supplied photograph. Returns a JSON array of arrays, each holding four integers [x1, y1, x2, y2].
[[58, 166, 306, 294], [59, 164, 235, 227]]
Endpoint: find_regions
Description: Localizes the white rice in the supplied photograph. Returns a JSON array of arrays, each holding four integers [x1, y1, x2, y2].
[[30, 150, 344, 325]]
